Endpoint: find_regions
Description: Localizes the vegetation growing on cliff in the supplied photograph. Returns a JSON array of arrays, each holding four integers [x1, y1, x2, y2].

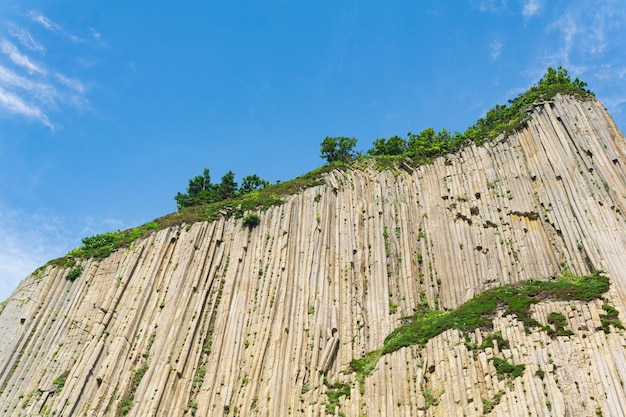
[[49, 164, 346, 265], [349, 270, 610, 381], [363, 66, 594, 166], [54, 66, 593, 265], [174, 169, 271, 209]]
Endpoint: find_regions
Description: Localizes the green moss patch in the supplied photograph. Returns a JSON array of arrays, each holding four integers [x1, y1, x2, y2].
[[350, 271, 609, 381]]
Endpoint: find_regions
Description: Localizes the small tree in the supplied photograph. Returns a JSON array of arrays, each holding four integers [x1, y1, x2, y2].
[[320, 136, 358, 163], [239, 174, 270, 195], [218, 170, 238, 200], [175, 168, 219, 209], [368, 135, 408, 156]]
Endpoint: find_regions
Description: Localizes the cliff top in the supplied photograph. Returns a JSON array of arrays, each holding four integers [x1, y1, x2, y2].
[[48, 66, 595, 270]]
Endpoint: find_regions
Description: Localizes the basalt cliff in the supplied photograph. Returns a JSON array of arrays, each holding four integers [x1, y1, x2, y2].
[[2, 94, 626, 416]]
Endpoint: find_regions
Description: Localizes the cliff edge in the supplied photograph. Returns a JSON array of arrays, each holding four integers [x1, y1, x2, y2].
[[1, 94, 626, 416]]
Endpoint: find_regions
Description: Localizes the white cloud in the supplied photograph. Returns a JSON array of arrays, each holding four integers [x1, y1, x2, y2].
[[522, 0, 542, 17], [0, 206, 129, 302], [0, 63, 90, 127], [54, 73, 85, 94], [547, 2, 626, 66], [1, 39, 45, 75], [8, 23, 45, 53], [27, 10, 57, 31], [490, 37, 503, 61], [27, 10, 82, 43], [90, 28, 101, 41], [0, 85, 52, 128], [475, 0, 508, 12], [0, 208, 74, 301], [0, 64, 59, 106], [0, 9, 93, 128]]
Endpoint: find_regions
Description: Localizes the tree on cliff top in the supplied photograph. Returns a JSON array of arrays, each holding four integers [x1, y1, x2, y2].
[[320, 136, 358, 163]]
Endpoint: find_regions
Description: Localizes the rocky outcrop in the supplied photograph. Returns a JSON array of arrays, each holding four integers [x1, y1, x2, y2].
[[1, 94, 626, 416]]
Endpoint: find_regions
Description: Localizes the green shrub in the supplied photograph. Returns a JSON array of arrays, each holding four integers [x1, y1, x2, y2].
[[324, 378, 351, 414], [482, 391, 504, 413], [66, 265, 83, 282], [365, 66, 594, 164], [600, 303, 624, 333], [242, 213, 261, 228], [479, 331, 508, 350], [547, 311, 573, 336], [491, 357, 525, 379]]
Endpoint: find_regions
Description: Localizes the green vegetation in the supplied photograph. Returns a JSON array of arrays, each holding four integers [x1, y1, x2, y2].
[[465, 331, 509, 350], [49, 222, 160, 265], [349, 271, 609, 381], [52, 372, 69, 392], [363, 66, 594, 168], [482, 391, 505, 413], [546, 311, 574, 336], [491, 357, 525, 379], [65, 265, 83, 282], [119, 364, 148, 416], [599, 303, 624, 333], [320, 136, 358, 163], [423, 387, 440, 408], [193, 366, 206, 389], [242, 213, 261, 228], [323, 377, 351, 414], [175, 169, 270, 209], [46, 67, 594, 267]]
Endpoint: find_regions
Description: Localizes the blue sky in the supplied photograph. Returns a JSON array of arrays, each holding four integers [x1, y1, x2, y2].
[[1, 0, 626, 300]]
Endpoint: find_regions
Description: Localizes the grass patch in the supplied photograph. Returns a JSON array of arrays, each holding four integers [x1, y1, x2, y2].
[[480, 331, 508, 350], [423, 387, 440, 408], [482, 391, 505, 413], [119, 364, 148, 416], [323, 377, 351, 414], [350, 271, 609, 381], [599, 303, 624, 333], [491, 357, 525, 379], [546, 311, 574, 336], [53, 371, 69, 392], [65, 265, 83, 282]]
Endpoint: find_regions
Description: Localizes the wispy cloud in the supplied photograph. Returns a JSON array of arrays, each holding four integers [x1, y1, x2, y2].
[[490, 37, 503, 61], [90, 28, 101, 42], [1, 39, 45, 74], [0, 9, 93, 128], [54, 73, 85, 94], [522, 0, 542, 17], [0, 205, 128, 302], [474, 0, 508, 13], [0, 85, 51, 127], [8, 23, 45, 53], [0, 208, 73, 301], [27, 10, 81, 43], [548, 2, 625, 63]]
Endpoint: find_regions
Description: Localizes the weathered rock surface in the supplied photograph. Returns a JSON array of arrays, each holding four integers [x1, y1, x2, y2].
[[1, 94, 626, 416]]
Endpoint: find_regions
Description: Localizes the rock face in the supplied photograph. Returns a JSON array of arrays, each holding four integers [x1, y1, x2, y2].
[[2, 94, 626, 416]]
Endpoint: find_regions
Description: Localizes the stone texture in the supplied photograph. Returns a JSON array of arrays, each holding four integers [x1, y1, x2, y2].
[[1, 94, 626, 416]]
